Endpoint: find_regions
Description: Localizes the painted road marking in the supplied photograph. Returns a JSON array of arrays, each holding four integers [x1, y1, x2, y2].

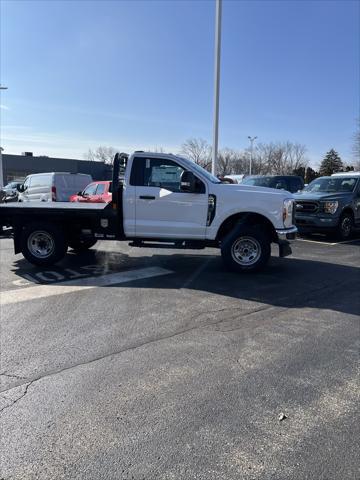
[[297, 238, 360, 246], [1, 267, 173, 306]]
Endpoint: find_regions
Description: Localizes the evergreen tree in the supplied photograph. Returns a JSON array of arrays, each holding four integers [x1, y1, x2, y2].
[[293, 166, 306, 179], [319, 149, 344, 176], [305, 167, 318, 184]]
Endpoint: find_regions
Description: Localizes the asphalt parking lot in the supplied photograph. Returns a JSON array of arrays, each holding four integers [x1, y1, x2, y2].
[[1, 232, 359, 480]]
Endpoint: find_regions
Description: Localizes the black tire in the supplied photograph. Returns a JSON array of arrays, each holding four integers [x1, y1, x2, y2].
[[20, 223, 68, 266], [221, 225, 271, 273], [337, 213, 354, 240], [68, 238, 97, 252]]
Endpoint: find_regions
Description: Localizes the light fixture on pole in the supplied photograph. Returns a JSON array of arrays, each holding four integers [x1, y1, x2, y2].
[[211, 0, 222, 176], [0, 85, 8, 189], [247, 135, 257, 175]]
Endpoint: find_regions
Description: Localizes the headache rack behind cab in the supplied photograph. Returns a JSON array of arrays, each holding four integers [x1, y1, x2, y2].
[[108, 152, 129, 238]]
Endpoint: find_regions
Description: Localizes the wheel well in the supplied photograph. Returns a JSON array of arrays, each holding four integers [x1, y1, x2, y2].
[[340, 208, 354, 219], [216, 212, 277, 242]]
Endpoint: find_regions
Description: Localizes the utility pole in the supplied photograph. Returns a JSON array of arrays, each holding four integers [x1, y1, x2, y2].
[[212, 0, 222, 176], [0, 85, 8, 188], [248, 135, 257, 175]]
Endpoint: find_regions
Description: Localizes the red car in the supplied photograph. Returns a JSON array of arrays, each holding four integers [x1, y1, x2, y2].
[[69, 181, 112, 203]]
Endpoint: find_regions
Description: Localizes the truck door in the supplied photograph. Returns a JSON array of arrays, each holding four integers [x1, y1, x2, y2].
[[131, 156, 208, 239]]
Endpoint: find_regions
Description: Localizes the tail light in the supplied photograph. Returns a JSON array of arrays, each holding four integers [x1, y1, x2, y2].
[[51, 186, 57, 201]]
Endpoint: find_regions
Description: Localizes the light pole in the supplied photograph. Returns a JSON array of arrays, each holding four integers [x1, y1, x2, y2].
[[248, 135, 257, 175], [0, 85, 8, 188], [212, 0, 222, 176]]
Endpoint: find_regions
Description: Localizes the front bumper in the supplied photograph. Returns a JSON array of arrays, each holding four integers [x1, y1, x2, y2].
[[276, 226, 298, 242], [295, 214, 339, 232]]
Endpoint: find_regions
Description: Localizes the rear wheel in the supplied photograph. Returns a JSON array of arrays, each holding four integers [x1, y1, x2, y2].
[[221, 225, 271, 272], [337, 213, 354, 240], [68, 238, 97, 252], [21, 223, 68, 266]]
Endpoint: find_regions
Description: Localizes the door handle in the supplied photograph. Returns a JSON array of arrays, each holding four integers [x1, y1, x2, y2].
[[139, 195, 156, 200]]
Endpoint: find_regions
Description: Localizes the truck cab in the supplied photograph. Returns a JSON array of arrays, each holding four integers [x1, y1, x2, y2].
[[118, 152, 297, 271]]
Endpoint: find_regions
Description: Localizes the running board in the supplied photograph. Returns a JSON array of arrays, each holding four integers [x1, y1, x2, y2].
[[128, 240, 206, 250]]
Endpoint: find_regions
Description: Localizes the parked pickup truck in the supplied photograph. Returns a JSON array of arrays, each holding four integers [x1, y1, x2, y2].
[[0, 152, 297, 272], [294, 172, 360, 239]]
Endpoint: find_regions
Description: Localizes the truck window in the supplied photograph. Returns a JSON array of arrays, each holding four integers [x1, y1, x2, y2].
[[273, 179, 287, 190], [96, 184, 105, 195], [130, 157, 184, 192], [131, 156, 206, 193], [305, 177, 358, 193], [83, 184, 97, 195], [288, 177, 303, 193]]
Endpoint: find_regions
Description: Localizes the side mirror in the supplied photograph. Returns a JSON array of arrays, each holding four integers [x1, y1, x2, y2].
[[180, 171, 196, 193], [77, 191, 83, 196], [18, 184, 25, 192]]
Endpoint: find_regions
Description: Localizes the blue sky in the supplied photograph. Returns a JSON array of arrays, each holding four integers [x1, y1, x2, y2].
[[1, 0, 359, 166]]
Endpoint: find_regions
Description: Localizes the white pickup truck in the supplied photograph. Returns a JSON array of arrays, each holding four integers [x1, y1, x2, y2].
[[0, 151, 297, 272]]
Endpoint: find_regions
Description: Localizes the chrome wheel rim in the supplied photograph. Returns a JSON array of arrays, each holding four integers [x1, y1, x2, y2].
[[231, 236, 261, 266], [27, 231, 55, 259]]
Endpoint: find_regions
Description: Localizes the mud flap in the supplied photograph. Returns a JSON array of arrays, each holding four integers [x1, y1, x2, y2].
[[278, 241, 292, 258], [13, 225, 22, 254]]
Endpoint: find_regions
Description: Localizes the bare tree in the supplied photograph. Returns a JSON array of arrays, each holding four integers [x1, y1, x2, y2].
[[217, 149, 249, 176], [180, 138, 212, 169], [253, 142, 308, 175], [179, 139, 308, 176], [217, 148, 233, 176], [228, 151, 249, 174], [84, 146, 117, 165]]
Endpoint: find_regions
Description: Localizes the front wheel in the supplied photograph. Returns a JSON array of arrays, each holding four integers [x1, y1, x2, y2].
[[20, 223, 68, 266], [337, 213, 354, 240], [221, 225, 271, 273]]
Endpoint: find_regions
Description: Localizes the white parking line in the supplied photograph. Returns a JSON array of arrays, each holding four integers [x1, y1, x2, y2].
[[297, 238, 360, 246], [0, 267, 173, 306]]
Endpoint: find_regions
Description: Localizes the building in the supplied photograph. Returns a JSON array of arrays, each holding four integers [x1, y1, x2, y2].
[[1, 152, 112, 184]]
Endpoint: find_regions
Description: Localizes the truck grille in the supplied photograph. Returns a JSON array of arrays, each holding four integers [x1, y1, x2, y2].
[[295, 201, 319, 214]]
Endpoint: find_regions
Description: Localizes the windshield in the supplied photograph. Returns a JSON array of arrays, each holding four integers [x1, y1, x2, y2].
[[242, 176, 274, 187], [177, 156, 221, 184], [305, 177, 358, 193]]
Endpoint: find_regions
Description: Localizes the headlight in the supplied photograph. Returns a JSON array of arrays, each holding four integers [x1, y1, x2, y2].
[[283, 199, 294, 227], [322, 201, 338, 214]]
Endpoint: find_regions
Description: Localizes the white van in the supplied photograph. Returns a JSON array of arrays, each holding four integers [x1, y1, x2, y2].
[[18, 172, 93, 202]]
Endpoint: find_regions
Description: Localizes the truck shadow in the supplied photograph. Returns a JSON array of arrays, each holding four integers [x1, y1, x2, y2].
[[11, 248, 360, 318]]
